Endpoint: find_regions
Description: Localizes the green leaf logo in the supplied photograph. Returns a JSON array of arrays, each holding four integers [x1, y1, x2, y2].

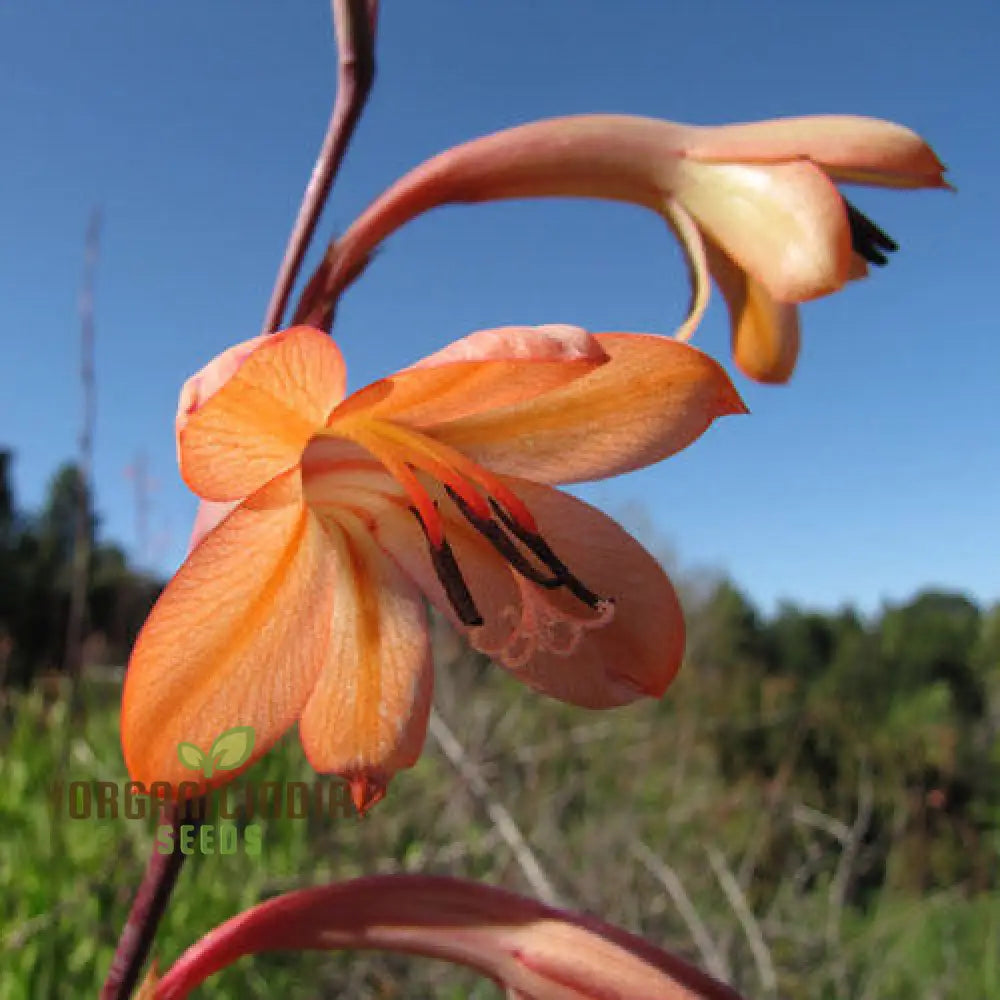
[[176, 726, 256, 777], [208, 726, 255, 775], [177, 742, 206, 772]]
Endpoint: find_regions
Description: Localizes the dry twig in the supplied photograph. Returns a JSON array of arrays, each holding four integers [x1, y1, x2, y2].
[[630, 838, 731, 984], [826, 760, 875, 995], [64, 207, 101, 714], [791, 802, 851, 845], [707, 846, 777, 997], [428, 708, 562, 907]]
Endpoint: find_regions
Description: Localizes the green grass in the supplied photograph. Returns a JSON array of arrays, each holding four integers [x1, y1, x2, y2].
[[2, 668, 998, 999], [1, 678, 502, 999]]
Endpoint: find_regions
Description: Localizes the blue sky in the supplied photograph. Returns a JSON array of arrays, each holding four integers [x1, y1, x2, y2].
[[1, 1, 996, 616]]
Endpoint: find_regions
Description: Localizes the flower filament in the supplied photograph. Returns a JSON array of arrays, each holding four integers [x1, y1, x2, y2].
[[318, 416, 613, 637]]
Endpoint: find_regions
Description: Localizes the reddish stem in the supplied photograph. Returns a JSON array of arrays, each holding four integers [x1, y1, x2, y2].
[[100, 801, 201, 1000], [262, 0, 378, 335], [101, 3, 379, 996]]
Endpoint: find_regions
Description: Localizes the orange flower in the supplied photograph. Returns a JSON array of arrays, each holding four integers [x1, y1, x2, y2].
[[122, 325, 744, 809], [302, 114, 948, 383], [151, 875, 747, 999]]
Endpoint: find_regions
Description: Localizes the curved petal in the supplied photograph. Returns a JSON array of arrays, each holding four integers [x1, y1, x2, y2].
[[330, 325, 607, 430], [156, 876, 746, 1000], [175, 334, 271, 443], [488, 479, 685, 705], [298, 510, 432, 812], [377, 479, 684, 709], [121, 470, 335, 797], [427, 334, 746, 485], [299, 113, 945, 318], [706, 241, 801, 384], [684, 115, 950, 190], [848, 252, 870, 282], [179, 327, 347, 501], [675, 159, 852, 302], [296, 115, 708, 318], [187, 500, 240, 552], [410, 323, 607, 366]]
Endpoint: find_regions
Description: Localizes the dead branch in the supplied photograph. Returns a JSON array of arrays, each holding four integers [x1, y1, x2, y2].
[[64, 207, 101, 715], [706, 846, 777, 997], [428, 708, 562, 907], [630, 838, 731, 984], [826, 760, 875, 995], [791, 802, 850, 845]]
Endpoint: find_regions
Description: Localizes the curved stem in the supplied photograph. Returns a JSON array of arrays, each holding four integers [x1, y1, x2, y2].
[[102, 5, 380, 996], [100, 800, 203, 1000], [261, 0, 378, 335]]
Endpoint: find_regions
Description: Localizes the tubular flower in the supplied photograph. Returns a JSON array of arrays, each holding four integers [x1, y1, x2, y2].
[[152, 875, 748, 999], [298, 114, 949, 383], [122, 325, 744, 810]]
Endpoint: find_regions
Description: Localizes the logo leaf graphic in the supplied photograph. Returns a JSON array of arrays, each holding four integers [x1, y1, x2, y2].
[[177, 742, 206, 772], [208, 726, 256, 775]]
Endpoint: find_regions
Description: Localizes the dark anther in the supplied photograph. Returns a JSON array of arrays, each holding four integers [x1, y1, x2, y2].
[[487, 498, 605, 610], [444, 486, 564, 591], [844, 198, 898, 267], [409, 506, 483, 627]]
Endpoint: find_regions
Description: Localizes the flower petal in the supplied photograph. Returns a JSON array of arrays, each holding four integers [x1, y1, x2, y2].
[[187, 500, 240, 551], [487, 479, 685, 705], [848, 252, 870, 282], [378, 479, 684, 708], [121, 470, 334, 796], [330, 325, 607, 430], [175, 334, 271, 444], [684, 115, 950, 189], [179, 327, 347, 501], [411, 323, 607, 366], [427, 333, 746, 485], [706, 240, 801, 384], [156, 875, 746, 1000], [298, 115, 699, 317], [675, 159, 852, 301], [304, 113, 945, 319], [298, 510, 432, 809]]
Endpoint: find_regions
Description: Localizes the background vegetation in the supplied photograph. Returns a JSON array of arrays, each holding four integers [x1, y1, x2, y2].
[[2, 452, 998, 999]]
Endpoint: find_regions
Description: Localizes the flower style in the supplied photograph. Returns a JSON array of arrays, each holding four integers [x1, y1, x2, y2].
[[298, 114, 948, 383], [148, 875, 747, 999], [122, 325, 744, 810]]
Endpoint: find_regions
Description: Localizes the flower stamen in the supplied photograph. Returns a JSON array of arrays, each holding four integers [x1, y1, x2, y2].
[[488, 498, 605, 610], [445, 487, 612, 617], [410, 504, 483, 627], [443, 485, 564, 591], [844, 197, 898, 267], [322, 416, 609, 636]]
